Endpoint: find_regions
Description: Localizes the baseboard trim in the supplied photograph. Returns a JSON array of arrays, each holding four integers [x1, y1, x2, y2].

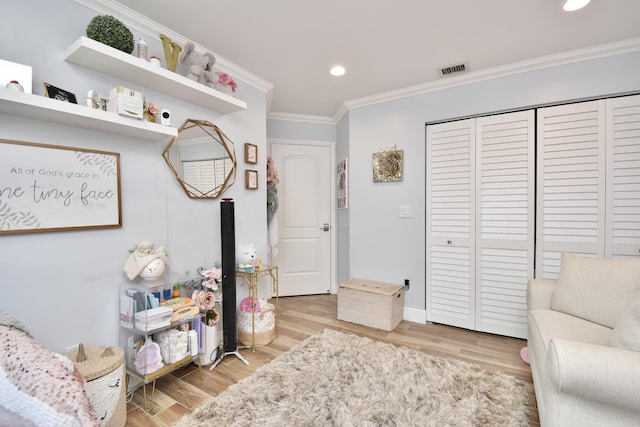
[[403, 307, 427, 324]]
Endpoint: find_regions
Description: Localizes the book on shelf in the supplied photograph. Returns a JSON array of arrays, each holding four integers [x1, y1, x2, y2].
[[120, 295, 135, 328]]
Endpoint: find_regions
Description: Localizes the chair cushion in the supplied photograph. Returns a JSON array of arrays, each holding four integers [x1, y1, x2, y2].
[[551, 253, 640, 328], [609, 298, 640, 352]]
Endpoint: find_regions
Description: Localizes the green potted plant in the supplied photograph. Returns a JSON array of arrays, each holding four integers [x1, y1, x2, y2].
[[86, 15, 134, 54]]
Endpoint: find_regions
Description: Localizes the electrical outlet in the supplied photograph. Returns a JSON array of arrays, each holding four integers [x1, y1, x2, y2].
[[404, 279, 410, 294]]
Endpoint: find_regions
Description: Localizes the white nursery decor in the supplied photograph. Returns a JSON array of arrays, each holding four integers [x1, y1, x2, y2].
[[123, 241, 169, 280]]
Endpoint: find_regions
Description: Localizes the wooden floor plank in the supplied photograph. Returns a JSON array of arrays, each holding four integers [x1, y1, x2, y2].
[[125, 294, 539, 426]]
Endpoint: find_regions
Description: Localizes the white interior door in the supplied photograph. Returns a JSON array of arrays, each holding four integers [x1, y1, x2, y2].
[[269, 142, 333, 296], [426, 118, 476, 330], [426, 111, 534, 339], [475, 110, 534, 339], [536, 100, 606, 278], [605, 94, 640, 258]]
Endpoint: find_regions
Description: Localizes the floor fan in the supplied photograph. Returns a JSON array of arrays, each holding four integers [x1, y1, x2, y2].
[[210, 198, 249, 370]]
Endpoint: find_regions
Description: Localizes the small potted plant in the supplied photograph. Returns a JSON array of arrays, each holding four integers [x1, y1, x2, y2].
[[205, 308, 220, 326], [86, 15, 134, 54], [143, 101, 158, 122]]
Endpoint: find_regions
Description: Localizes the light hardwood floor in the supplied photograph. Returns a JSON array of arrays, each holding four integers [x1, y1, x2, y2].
[[125, 294, 539, 426]]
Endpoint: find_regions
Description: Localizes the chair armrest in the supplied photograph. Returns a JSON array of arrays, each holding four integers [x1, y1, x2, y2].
[[527, 278, 556, 310], [547, 339, 640, 413]]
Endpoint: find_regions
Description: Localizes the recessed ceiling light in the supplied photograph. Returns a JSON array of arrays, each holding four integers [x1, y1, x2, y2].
[[562, 0, 590, 11], [330, 65, 346, 77]]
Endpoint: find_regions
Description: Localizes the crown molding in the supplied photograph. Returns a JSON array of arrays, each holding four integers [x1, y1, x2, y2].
[[332, 103, 349, 123], [267, 111, 335, 125], [73, 0, 274, 98], [343, 37, 640, 114]]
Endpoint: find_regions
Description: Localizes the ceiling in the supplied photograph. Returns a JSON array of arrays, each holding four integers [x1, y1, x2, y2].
[[115, 0, 640, 118]]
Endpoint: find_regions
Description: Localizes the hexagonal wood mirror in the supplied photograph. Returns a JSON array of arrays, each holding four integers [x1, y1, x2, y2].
[[163, 119, 237, 198]]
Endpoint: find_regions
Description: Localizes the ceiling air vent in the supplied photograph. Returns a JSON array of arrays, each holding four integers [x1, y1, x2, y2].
[[438, 62, 469, 78]]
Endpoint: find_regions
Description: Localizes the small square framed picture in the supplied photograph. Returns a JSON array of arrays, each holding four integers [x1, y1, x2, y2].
[[43, 82, 77, 104], [244, 143, 258, 164], [245, 169, 258, 190]]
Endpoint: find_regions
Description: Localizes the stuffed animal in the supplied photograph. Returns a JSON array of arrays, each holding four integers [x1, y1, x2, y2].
[[123, 241, 169, 280], [238, 243, 261, 270], [179, 41, 217, 88]]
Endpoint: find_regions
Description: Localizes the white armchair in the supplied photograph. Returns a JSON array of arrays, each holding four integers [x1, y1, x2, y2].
[[527, 253, 640, 427]]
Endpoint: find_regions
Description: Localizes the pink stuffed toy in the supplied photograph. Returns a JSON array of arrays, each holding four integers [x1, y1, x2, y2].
[[239, 297, 261, 313]]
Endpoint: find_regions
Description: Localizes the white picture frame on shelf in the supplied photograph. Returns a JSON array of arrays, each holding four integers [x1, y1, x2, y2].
[[0, 59, 32, 94]]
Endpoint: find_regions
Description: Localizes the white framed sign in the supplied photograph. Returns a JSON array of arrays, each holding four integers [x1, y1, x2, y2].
[[338, 157, 348, 209], [0, 139, 121, 234]]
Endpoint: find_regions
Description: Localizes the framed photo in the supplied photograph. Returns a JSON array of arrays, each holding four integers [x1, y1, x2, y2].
[[373, 149, 403, 182], [0, 139, 121, 234], [43, 82, 77, 104], [337, 158, 348, 209], [245, 169, 258, 190], [244, 143, 258, 164], [86, 90, 108, 111]]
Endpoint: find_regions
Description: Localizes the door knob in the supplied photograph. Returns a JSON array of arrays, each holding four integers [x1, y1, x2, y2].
[[321, 223, 330, 232]]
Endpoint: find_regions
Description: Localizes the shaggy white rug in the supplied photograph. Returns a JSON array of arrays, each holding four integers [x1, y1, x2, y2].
[[175, 329, 529, 426]]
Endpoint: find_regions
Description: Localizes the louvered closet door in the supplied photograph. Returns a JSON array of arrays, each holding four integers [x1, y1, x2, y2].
[[475, 111, 534, 339], [426, 119, 475, 330], [606, 95, 640, 258], [536, 100, 606, 278]]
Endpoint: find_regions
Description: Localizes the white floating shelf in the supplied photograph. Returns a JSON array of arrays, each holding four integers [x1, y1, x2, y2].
[[64, 37, 247, 114], [0, 90, 177, 141]]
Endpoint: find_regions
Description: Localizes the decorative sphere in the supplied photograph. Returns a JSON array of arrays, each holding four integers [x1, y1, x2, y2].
[[86, 15, 134, 54]]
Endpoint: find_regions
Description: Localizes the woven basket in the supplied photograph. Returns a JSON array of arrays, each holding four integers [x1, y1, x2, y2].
[[238, 303, 276, 346], [66, 345, 126, 427]]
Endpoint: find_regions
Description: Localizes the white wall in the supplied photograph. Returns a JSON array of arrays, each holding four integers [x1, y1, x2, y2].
[[336, 112, 350, 283], [0, 0, 268, 352], [267, 117, 335, 142], [346, 51, 640, 316]]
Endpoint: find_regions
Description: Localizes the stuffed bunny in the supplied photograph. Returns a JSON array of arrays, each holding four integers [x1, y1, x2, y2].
[[179, 41, 217, 88]]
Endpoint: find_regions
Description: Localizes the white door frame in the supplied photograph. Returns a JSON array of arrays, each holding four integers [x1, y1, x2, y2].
[[268, 138, 337, 294]]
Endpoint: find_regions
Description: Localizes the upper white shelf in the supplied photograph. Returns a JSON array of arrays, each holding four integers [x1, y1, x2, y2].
[[0, 90, 177, 141], [64, 37, 247, 114]]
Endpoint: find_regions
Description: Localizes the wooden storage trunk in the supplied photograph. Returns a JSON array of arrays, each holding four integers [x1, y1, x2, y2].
[[337, 279, 404, 331]]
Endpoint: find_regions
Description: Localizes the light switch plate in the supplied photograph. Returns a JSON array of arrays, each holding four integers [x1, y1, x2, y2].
[[400, 205, 412, 218]]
